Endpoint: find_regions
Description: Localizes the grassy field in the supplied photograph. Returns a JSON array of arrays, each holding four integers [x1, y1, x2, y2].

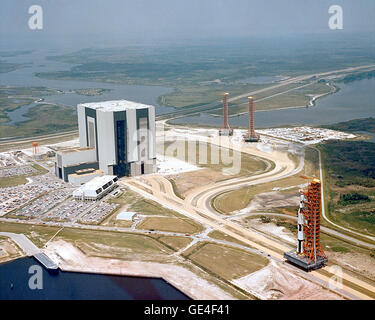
[[157, 236, 192, 251], [56, 228, 174, 262], [0, 85, 111, 138], [319, 139, 375, 236], [322, 117, 375, 134], [183, 242, 268, 280], [209, 81, 333, 116], [213, 147, 318, 214], [158, 139, 271, 198], [0, 221, 59, 248], [160, 83, 266, 109], [0, 175, 29, 188], [207, 230, 251, 247], [0, 103, 78, 138], [106, 188, 181, 217], [158, 140, 270, 176], [136, 217, 204, 234], [0, 86, 61, 122]]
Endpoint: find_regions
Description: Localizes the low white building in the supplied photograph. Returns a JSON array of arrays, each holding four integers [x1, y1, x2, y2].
[[116, 211, 137, 221], [73, 175, 118, 201], [55, 147, 98, 182], [68, 168, 104, 186]]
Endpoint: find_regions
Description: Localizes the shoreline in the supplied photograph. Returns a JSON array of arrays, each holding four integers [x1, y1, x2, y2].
[[43, 240, 236, 300]]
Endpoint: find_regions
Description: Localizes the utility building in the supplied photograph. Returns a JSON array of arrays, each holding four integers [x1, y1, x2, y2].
[[73, 175, 118, 201], [55, 100, 156, 181]]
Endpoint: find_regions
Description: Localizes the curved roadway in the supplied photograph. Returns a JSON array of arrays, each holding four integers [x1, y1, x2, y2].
[[125, 133, 375, 300]]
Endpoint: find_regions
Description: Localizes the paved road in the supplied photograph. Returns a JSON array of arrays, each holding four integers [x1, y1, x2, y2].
[[123, 175, 374, 300], [0, 232, 40, 256], [121, 131, 375, 299]]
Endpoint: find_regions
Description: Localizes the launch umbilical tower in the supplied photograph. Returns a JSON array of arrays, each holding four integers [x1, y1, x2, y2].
[[244, 96, 259, 142], [219, 92, 233, 136], [284, 178, 327, 271]]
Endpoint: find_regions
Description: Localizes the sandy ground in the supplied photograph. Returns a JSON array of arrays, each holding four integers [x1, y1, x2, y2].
[[327, 251, 375, 281], [236, 190, 299, 213], [0, 238, 23, 263], [169, 168, 225, 198], [242, 218, 297, 244], [43, 240, 235, 300], [156, 154, 201, 175], [233, 260, 343, 300]]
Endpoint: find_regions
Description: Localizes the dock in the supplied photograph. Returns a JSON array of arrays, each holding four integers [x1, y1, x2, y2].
[[33, 253, 59, 270], [0, 232, 58, 270]]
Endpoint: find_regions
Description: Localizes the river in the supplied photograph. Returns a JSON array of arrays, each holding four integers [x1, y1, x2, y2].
[[171, 78, 375, 128], [2, 50, 374, 128], [0, 50, 174, 125]]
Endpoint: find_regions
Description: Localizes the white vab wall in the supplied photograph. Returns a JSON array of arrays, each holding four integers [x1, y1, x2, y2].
[[96, 110, 116, 174], [138, 117, 148, 161], [87, 117, 96, 149], [60, 148, 97, 167], [74, 100, 156, 178], [148, 106, 156, 159], [126, 108, 138, 162], [77, 104, 87, 148]]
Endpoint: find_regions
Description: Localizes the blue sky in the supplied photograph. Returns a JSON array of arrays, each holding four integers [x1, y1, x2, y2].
[[0, 0, 374, 47]]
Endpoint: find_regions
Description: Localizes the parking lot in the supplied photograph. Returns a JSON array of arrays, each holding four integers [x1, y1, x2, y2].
[[44, 198, 94, 221], [13, 188, 73, 219], [79, 202, 119, 224], [1, 161, 121, 225], [0, 165, 37, 178], [0, 153, 17, 168], [0, 173, 69, 216]]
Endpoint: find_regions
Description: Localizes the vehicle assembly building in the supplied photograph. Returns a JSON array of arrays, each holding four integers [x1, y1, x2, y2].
[[284, 178, 327, 271], [55, 100, 156, 182]]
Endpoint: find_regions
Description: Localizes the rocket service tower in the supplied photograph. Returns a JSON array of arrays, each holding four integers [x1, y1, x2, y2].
[[284, 178, 328, 271]]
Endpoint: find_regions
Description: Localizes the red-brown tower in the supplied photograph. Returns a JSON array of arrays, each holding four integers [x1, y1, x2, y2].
[[301, 179, 326, 263], [32, 141, 38, 156], [219, 92, 233, 136], [244, 96, 259, 142], [284, 178, 327, 271]]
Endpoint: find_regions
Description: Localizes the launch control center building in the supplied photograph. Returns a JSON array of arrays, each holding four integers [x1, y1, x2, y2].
[[55, 100, 156, 182]]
